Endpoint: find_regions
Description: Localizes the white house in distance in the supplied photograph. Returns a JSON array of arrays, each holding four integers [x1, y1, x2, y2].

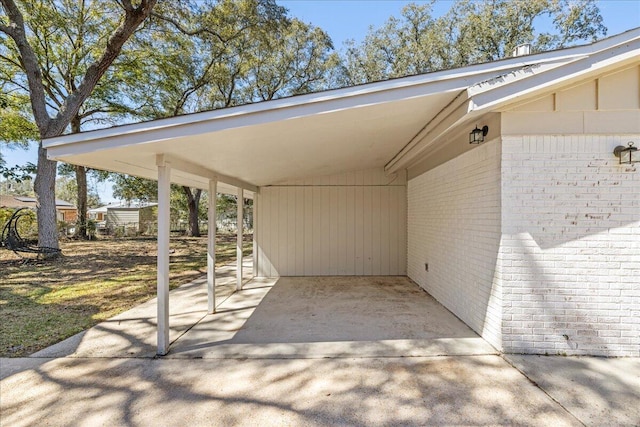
[[44, 29, 639, 357], [88, 201, 158, 233]]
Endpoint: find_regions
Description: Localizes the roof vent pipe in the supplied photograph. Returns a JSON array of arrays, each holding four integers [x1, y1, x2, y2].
[[512, 44, 531, 57]]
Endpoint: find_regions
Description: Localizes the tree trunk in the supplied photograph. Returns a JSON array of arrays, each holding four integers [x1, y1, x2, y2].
[[34, 143, 58, 251], [70, 116, 89, 239], [182, 186, 201, 237], [75, 165, 88, 239], [2, 0, 158, 258]]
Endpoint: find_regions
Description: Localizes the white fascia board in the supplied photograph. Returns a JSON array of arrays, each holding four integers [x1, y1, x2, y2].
[[384, 90, 471, 173], [468, 37, 640, 112], [42, 42, 601, 155], [44, 28, 639, 163], [384, 63, 574, 172], [385, 30, 640, 173], [45, 81, 465, 159]]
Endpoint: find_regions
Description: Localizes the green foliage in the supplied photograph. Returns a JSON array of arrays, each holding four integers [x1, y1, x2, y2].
[[0, 207, 37, 240], [216, 194, 253, 229], [0, 89, 37, 178], [0, 105, 38, 145], [109, 0, 339, 236], [54, 175, 100, 207], [110, 174, 158, 203], [1, 162, 35, 182], [0, 175, 34, 195], [2, 0, 158, 250], [0, 74, 38, 147], [115, 0, 340, 120], [342, 0, 608, 84], [0, 1, 128, 131]]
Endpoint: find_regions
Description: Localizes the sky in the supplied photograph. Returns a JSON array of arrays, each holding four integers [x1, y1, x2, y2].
[[2, 0, 639, 203]]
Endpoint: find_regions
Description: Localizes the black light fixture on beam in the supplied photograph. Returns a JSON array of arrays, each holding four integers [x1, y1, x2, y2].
[[613, 142, 639, 165], [469, 125, 489, 144]]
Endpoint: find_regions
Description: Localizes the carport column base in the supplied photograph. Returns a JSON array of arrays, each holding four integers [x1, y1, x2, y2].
[[207, 179, 217, 314], [156, 156, 171, 356], [237, 187, 243, 291]]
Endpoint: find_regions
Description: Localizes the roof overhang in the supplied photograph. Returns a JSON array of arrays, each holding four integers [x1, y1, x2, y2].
[[43, 28, 640, 191], [384, 31, 640, 173]]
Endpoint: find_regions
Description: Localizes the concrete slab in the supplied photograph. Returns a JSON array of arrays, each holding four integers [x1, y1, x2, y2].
[[506, 354, 640, 427], [0, 357, 53, 380], [0, 355, 581, 426], [3, 259, 637, 426], [168, 276, 497, 358]]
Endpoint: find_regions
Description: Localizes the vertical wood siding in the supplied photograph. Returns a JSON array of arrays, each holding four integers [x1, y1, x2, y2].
[[106, 209, 140, 228], [255, 169, 407, 277]]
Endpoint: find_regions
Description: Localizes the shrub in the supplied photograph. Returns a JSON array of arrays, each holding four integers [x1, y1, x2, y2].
[[1, 208, 38, 240]]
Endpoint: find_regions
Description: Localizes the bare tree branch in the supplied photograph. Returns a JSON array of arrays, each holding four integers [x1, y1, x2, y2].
[[49, 0, 157, 136], [119, 0, 135, 13], [1, 0, 51, 134], [0, 52, 22, 69], [0, 22, 16, 37], [151, 11, 227, 43]]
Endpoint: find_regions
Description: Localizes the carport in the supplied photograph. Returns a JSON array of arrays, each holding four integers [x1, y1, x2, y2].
[[43, 54, 532, 355], [42, 30, 640, 357], [30, 262, 494, 360]]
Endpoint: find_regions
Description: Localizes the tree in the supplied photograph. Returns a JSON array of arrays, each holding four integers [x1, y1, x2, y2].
[[115, 0, 339, 237], [0, 87, 38, 145], [342, 0, 607, 84], [110, 174, 254, 234], [111, 174, 157, 204], [55, 174, 100, 208], [0, 0, 157, 252], [0, 174, 34, 195], [1, 81, 38, 179]]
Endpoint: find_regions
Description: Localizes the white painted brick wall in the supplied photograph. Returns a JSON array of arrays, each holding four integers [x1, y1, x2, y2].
[[501, 134, 640, 357], [407, 139, 503, 350]]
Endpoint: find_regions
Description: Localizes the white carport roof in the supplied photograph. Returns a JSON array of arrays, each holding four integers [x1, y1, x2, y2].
[[44, 29, 640, 192]]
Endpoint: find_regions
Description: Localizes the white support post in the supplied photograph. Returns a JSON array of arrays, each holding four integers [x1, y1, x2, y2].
[[252, 192, 258, 277], [207, 180, 217, 314], [236, 187, 244, 291], [157, 159, 171, 356]]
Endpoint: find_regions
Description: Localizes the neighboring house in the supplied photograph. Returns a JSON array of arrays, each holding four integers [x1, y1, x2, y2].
[[43, 29, 640, 357], [0, 195, 78, 223], [88, 202, 157, 233], [87, 205, 107, 222]]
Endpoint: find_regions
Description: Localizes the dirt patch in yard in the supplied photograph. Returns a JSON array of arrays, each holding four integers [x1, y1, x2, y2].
[[0, 234, 252, 357]]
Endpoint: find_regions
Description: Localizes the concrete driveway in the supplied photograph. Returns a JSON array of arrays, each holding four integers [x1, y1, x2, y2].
[[1, 261, 638, 426]]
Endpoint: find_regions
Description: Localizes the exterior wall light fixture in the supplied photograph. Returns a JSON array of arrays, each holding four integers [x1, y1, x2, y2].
[[613, 141, 639, 164], [469, 125, 489, 144]]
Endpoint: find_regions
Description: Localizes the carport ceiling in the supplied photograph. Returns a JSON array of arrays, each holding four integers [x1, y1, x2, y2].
[[44, 54, 564, 190], [52, 92, 455, 188]]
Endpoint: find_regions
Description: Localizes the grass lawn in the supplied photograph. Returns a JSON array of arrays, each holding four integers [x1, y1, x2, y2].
[[0, 234, 252, 357]]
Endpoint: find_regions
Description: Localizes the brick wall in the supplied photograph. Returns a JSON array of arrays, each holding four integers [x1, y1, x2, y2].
[[407, 139, 503, 350], [501, 134, 640, 356]]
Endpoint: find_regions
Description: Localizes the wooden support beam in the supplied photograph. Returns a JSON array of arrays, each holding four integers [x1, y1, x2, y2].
[[207, 179, 217, 314], [252, 193, 258, 277], [385, 90, 470, 174], [162, 154, 258, 193], [156, 159, 171, 356], [237, 187, 244, 291]]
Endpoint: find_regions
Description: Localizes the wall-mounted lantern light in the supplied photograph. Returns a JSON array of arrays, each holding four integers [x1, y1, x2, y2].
[[469, 125, 489, 144], [613, 141, 639, 165]]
